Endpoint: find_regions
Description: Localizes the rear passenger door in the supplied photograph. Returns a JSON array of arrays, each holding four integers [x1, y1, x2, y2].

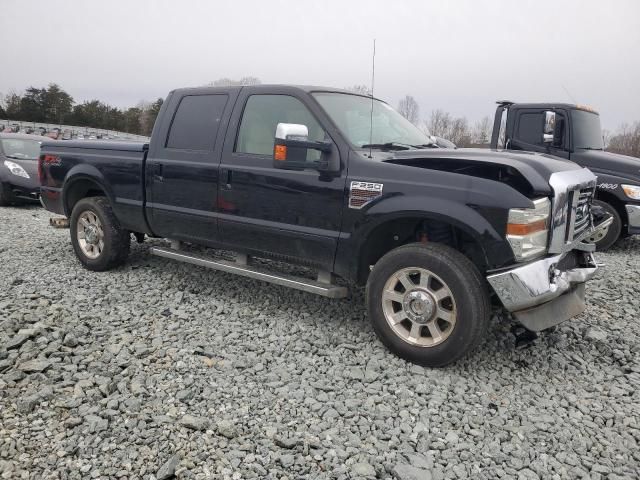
[[146, 89, 238, 245]]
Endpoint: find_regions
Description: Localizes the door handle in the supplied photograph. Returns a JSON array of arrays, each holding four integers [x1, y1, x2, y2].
[[153, 163, 163, 181], [225, 169, 232, 188]]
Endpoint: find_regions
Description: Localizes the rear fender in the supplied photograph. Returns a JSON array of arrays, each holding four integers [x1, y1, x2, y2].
[[62, 164, 115, 216]]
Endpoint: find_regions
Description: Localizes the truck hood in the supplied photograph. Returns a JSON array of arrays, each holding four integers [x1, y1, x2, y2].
[[376, 148, 581, 196], [571, 149, 640, 183]]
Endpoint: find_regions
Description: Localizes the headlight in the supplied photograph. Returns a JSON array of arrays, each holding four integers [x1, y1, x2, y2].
[[622, 184, 640, 200], [3, 160, 30, 179], [506, 198, 550, 261]]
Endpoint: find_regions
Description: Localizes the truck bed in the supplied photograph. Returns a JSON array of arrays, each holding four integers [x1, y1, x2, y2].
[[39, 140, 150, 233]]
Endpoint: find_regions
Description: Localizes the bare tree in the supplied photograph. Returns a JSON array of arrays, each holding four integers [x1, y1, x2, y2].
[[426, 109, 452, 138], [397, 95, 420, 125], [345, 85, 371, 95], [472, 116, 492, 145], [608, 122, 640, 158], [210, 77, 262, 87]]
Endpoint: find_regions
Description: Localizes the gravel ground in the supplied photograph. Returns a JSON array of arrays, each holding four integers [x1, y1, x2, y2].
[[1, 205, 639, 480]]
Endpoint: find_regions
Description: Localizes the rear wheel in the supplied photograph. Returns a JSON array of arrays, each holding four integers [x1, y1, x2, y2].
[[587, 200, 621, 251], [366, 243, 490, 367], [70, 197, 130, 271]]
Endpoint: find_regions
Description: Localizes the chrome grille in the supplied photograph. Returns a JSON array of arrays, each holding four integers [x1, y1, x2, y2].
[[572, 189, 593, 238], [548, 168, 597, 254]]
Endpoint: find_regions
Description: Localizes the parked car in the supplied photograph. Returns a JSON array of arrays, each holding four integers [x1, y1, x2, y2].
[[0, 133, 43, 205], [39, 85, 609, 366], [492, 101, 640, 250]]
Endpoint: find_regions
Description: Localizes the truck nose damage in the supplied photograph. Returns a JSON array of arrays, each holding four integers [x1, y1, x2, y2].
[[487, 168, 613, 332]]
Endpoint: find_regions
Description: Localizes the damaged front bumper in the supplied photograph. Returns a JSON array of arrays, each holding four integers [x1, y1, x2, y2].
[[486, 217, 612, 332]]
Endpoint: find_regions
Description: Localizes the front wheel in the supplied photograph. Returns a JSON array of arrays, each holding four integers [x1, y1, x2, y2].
[[587, 200, 621, 251], [366, 243, 490, 367], [70, 197, 130, 271]]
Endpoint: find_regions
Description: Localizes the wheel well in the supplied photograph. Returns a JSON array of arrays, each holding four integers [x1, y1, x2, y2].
[[356, 217, 488, 285], [595, 190, 627, 226], [64, 179, 106, 215]]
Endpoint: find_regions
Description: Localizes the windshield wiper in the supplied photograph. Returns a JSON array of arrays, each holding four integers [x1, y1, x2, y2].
[[361, 142, 415, 151], [5, 154, 32, 160], [578, 147, 604, 151]]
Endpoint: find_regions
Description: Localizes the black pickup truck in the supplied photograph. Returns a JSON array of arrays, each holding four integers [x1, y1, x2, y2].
[[491, 101, 640, 250], [39, 85, 609, 366]]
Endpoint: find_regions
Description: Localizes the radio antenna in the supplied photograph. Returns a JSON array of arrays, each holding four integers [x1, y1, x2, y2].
[[368, 39, 376, 159], [561, 84, 577, 104]]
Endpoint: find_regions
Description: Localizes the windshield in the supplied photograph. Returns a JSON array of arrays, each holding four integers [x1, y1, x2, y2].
[[0, 138, 42, 160], [312, 92, 432, 149], [572, 110, 604, 150]]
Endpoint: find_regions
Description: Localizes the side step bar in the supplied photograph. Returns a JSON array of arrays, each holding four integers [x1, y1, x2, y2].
[[149, 246, 349, 299]]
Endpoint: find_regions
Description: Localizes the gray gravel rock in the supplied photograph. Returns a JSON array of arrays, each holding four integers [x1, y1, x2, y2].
[[156, 454, 180, 480], [179, 414, 209, 431], [0, 206, 639, 479], [392, 464, 433, 480], [16, 358, 51, 373]]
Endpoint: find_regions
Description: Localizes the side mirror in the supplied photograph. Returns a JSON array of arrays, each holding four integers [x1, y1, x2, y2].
[[543, 111, 556, 143], [542, 111, 564, 148], [273, 123, 332, 171]]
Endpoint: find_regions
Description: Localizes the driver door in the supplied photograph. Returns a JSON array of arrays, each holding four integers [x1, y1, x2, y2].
[[218, 89, 346, 269]]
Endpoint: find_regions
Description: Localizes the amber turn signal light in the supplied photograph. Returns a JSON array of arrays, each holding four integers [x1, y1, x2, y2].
[[506, 219, 547, 236], [274, 145, 287, 161]]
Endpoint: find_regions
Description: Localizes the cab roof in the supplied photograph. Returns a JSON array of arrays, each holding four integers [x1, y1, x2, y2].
[[497, 101, 599, 115]]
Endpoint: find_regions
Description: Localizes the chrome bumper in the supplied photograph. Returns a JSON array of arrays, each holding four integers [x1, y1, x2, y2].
[[626, 205, 640, 230], [487, 252, 597, 331]]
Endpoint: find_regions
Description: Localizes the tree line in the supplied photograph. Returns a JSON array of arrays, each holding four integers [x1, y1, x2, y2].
[[0, 84, 164, 136], [2, 82, 638, 158]]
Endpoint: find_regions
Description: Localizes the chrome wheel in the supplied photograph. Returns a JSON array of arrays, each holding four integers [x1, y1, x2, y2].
[[381, 267, 457, 347], [76, 210, 104, 259]]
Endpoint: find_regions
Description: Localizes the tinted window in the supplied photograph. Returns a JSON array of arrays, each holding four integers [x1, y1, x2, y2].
[[235, 95, 325, 159], [572, 110, 604, 150], [517, 112, 543, 145], [166, 94, 228, 151]]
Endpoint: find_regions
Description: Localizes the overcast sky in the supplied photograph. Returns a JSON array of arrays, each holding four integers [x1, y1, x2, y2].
[[1, 0, 639, 130]]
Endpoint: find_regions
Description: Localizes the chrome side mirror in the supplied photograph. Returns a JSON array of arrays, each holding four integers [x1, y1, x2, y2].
[[275, 123, 309, 142], [543, 111, 556, 143], [273, 123, 332, 171]]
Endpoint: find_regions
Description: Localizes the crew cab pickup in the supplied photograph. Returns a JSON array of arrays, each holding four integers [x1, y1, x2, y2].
[[491, 101, 640, 250], [39, 85, 610, 366]]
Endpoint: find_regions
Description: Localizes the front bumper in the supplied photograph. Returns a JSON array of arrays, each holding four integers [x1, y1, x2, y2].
[[487, 251, 597, 331], [2, 181, 40, 203], [626, 204, 640, 234]]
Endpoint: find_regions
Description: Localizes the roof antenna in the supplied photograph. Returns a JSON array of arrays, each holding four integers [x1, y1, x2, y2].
[[368, 39, 376, 159], [561, 84, 577, 104]]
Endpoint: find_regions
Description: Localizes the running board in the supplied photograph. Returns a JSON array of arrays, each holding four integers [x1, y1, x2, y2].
[[149, 246, 349, 299]]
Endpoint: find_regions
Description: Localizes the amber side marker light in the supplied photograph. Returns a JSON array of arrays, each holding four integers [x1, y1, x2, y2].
[[506, 219, 548, 236], [274, 145, 287, 161]]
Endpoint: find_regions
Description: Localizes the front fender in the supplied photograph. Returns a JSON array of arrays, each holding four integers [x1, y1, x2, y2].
[[593, 171, 639, 204], [334, 194, 514, 282]]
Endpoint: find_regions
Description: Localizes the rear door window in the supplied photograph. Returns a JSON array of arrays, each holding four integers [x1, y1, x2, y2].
[[166, 94, 228, 151]]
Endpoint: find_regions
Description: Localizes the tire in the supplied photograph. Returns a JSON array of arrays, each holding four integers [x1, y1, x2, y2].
[[587, 200, 622, 251], [0, 183, 12, 206], [69, 196, 130, 271], [366, 243, 490, 367]]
